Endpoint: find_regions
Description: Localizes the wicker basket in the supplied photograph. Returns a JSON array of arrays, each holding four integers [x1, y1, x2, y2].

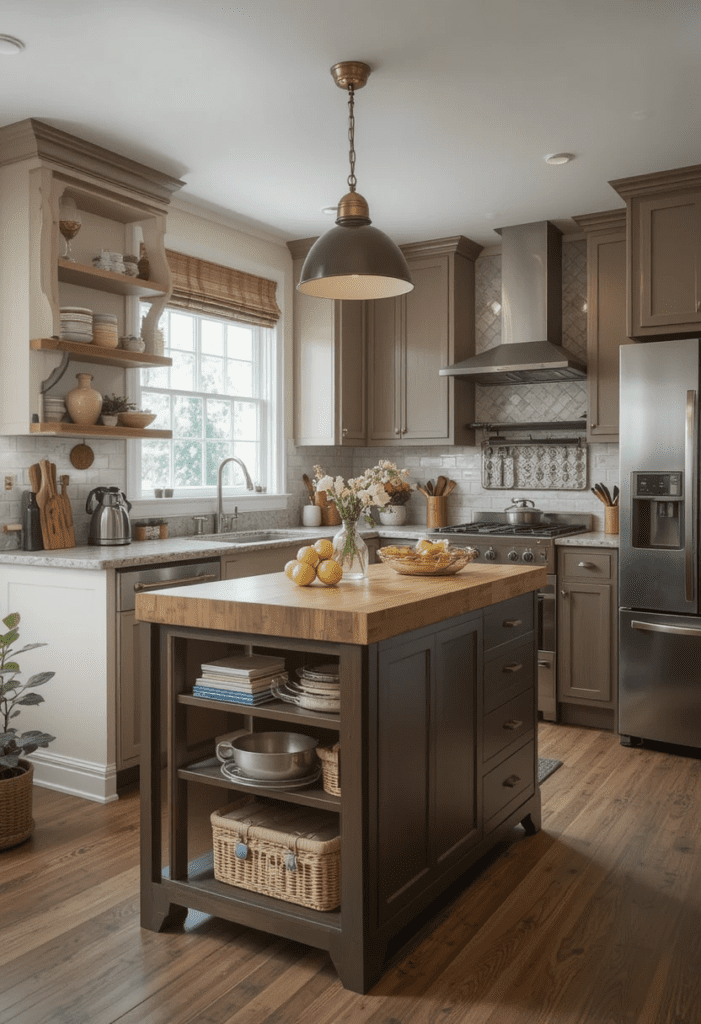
[[211, 798, 341, 911], [377, 546, 478, 576], [0, 760, 35, 850], [317, 743, 341, 796], [314, 491, 342, 526]]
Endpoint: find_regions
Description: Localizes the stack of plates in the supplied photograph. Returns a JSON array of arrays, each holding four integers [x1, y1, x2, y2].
[[92, 313, 119, 349], [123, 255, 139, 277], [273, 662, 341, 712], [59, 306, 93, 343], [43, 396, 66, 423]]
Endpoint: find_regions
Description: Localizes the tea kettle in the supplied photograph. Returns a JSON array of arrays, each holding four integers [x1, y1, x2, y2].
[[86, 486, 132, 546]]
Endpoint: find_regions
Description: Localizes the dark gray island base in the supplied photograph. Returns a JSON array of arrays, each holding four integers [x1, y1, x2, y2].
[[137, 563, 544, 993]]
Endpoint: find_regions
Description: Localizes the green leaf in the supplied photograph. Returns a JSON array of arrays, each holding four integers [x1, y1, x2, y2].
[[11, 643, 46, 655], [0, 630, 19, 647], [17, 693, 44, 706], [0, 754, 21, 769], [25, 672, 55, 687], [10, 709, 20, 718], [2, 612, 19, 630], [0, 662, 20, 673]]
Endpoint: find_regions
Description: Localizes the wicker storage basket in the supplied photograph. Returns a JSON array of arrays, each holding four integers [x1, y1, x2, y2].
[[0, 760, 35, 850], [211, 798, 341, 911], [317, 743, 341, 796], [314, 490, 342, 526]]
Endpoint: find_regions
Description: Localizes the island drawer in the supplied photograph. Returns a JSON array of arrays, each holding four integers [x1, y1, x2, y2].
[[483, 739, 535, 832], [559, 549, 615, 581], [483, 689, 534, 764], [483, 640, 534, 713], [483, 594, 534, 651]]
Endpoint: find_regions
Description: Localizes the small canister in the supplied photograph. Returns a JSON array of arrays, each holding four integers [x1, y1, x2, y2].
[[426, 496, 447, 529], [605, 505, 619, 535]]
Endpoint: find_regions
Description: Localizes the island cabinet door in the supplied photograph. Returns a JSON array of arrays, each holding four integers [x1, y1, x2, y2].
[[374, 614, 481, 927]]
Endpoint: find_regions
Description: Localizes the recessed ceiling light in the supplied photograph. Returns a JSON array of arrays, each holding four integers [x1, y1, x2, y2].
[[544, 153, 574, 166], [0, 35, 25, 55]]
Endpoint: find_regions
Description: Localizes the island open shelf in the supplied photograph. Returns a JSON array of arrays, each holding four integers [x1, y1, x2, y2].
[[137, 564, 546, 993]]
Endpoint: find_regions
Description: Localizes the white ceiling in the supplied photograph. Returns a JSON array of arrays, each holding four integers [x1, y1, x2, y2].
[[2, 0, 700, 247]]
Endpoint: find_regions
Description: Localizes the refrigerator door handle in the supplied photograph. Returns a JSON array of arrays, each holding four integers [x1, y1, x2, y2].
[[631, 619, 701, 637], [685, 389, 697, 602]]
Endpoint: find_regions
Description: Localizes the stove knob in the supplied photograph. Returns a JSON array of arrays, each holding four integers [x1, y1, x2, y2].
[[484, 547, 497, 561], [467, 547, 480, 558], [522, 549, 534, 563], [507, 549, 519, 562]]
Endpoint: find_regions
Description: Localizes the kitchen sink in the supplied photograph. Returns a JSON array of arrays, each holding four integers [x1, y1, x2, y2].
[[207, 530, 307, 545]]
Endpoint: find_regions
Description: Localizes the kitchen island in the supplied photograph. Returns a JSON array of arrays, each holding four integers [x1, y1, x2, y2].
[[136, 560, 546, 993]]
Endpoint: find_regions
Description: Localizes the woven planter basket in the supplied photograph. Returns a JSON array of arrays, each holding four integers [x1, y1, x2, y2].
[[317, 743, 341, 796], [0, 759, 35, 850], [314, 491, 341, 526]]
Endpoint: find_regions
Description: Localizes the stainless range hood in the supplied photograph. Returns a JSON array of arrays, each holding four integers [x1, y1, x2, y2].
[[440, 221, 587, 385]]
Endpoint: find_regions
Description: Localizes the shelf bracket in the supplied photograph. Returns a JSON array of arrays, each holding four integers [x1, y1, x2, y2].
[[40, 351, 70, 393]]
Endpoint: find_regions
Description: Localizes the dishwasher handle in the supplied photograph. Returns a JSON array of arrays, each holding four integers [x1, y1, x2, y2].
[[134, 572, 218, 593]]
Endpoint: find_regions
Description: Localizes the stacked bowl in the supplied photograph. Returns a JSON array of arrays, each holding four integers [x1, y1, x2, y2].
[[92, 313, 119, 349], [273, 662, 341, 713], [59, 306, 93, 343], [43, 396, 66, 423]]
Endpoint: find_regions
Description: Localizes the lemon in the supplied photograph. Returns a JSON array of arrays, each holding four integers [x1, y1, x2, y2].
[[297, 545, 320, 567], [416, 539, 435, 553], [316, 558, 343, 586], [313, 538, 334, 560], [284, 559, 299, 579], [290, 561, 316, 586]]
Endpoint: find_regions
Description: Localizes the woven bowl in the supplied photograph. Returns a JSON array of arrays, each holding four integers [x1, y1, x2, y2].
[[377, 546, 478, 576], [118, 411, 156, 428]]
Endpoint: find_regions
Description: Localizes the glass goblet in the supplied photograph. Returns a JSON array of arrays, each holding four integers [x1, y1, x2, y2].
[[59, 196, 81, 262]]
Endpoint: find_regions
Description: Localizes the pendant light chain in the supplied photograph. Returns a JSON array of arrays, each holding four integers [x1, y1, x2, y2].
[[347, 84, 357, 193]]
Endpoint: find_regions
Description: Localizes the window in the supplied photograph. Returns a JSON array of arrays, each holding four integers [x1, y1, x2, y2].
[[130, 305, 279, 498]]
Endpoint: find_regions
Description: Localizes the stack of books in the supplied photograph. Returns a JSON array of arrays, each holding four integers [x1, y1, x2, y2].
[[193, 653, 287, 706]]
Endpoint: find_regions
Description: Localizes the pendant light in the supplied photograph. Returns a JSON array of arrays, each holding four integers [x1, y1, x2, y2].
[[298, 61, 413, 301]]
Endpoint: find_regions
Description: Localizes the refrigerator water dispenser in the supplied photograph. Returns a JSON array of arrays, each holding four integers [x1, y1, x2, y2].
[[631, 472, 683, 549]]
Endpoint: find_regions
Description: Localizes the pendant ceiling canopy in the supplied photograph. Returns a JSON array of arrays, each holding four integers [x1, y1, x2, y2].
[[298, 61, 413, 302]]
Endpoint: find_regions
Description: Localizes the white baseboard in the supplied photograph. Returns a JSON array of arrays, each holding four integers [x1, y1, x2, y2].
[[28, 749, 119, 804]]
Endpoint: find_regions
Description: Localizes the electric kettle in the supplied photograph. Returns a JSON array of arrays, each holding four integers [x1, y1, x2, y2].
[[86, 486, 132, 546]]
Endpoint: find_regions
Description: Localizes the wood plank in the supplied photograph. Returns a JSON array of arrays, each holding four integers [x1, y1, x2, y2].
[[31, 337, 172, 368], [136, 563, 547, 645], [30, 421, 172, 438], [57, 258, 167, 296], [4, 725, 701, 1023]]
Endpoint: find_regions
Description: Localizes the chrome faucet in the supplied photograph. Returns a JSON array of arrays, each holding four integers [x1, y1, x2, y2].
[[216, 456, 254, 532]]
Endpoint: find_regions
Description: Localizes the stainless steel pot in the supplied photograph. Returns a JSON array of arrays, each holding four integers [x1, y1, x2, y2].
[[231, 731, 318, 781], [505, 498, 545, 526]]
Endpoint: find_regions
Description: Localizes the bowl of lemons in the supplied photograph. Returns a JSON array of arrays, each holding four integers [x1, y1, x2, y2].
[[284, 538, 344, 587], [377, 539, 478, 576]]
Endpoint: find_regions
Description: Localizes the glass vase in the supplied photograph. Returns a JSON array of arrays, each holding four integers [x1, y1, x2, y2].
[[332, 518, 368, 581]]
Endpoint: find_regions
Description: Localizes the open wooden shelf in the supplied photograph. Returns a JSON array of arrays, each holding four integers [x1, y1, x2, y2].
[[178, 693, 340, 731], [180, 757, 340, 812], [30, 421, 172, 439], [31, 337, 171, 369], [58, 259, 167, 297]]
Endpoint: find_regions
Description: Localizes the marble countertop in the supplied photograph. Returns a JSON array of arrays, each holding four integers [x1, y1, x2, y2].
[[0, 523, 618, 569]]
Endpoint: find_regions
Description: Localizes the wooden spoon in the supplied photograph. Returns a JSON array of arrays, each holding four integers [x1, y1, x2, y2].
[[442, 479, 457, 497], [28, 463, 41, 493], [426, 480, 435, 495], [302, 473, 316, 503], [416, 484, 430, 498], [435, 475, 447, 496]]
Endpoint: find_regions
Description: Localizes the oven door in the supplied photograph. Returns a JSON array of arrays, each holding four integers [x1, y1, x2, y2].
[[537, 575, 557, 722]]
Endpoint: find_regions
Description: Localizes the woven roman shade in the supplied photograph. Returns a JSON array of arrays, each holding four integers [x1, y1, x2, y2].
[[165, 249, 281, 328]]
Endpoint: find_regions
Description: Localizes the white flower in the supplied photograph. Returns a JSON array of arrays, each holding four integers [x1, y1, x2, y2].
[[316, 475, 334, 493]]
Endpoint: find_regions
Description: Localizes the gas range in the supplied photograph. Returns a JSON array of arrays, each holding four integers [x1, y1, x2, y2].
[[431, 512, 592, 573]]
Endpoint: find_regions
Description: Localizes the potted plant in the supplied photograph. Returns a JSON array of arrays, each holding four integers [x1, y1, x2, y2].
[[100, 393, 136, 426], [0, 612, 55, 850]]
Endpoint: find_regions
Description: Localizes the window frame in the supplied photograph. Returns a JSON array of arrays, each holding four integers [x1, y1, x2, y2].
[[125, 306, 286, 520]]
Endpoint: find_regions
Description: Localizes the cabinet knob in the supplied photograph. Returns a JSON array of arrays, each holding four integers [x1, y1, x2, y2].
[[502, 719, 523, 731], [502, 619, 522, 628], [342, 427, 348, 436], [502, 774, 521, 789], [502, 662, 523, 674], [394, 428, 400, 435], [561, 589, 568, 597]]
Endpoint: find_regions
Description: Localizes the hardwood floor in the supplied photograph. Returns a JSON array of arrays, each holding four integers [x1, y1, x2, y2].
[[2, 722, 701, 1024]]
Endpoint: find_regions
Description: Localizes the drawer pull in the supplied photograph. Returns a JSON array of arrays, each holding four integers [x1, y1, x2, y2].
[[537, 660, 550, 667], [577, 561, 595, 568], [502, 663, 523, 674], [503, 619, 522, 628], [503, 774, 521, 788], [502, 719, 523, 731]]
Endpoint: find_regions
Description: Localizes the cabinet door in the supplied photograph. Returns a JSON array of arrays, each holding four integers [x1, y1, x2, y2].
[[367, 294, 402, 442], [401, 255, 451, 441], [587, 228, 629, 440], [432, 617, 480, 868], [221, 543, 302, 579], [558, 581, 613, 703], [336, 300, 366, 442], [636, 192, 701, 332], [118, 610, 164, 769]]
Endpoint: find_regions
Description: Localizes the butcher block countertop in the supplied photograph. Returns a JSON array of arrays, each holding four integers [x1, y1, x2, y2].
[[135, 561, 547, 645]]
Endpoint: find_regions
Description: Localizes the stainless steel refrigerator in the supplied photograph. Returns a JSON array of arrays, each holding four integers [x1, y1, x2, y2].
[[619, 338, 701, 748]]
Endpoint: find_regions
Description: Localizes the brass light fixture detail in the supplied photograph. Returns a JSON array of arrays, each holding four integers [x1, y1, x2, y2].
[[298, 61, 413, 301]]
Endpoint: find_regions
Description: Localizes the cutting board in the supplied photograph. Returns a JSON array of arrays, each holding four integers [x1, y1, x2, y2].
[[37, 459, 73, 550], [58, 474, 76, 547]]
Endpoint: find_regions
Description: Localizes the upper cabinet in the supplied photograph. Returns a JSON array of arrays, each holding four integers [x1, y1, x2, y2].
[[367, 236, 482, 447], [609, 165, 701, 339], [287, 238, 366, 446], [572, 209, 629, 442], [0, 118, 183, 436]]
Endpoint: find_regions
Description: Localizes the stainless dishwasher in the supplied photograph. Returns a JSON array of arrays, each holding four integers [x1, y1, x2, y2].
[[116, 559, 221, 771]]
